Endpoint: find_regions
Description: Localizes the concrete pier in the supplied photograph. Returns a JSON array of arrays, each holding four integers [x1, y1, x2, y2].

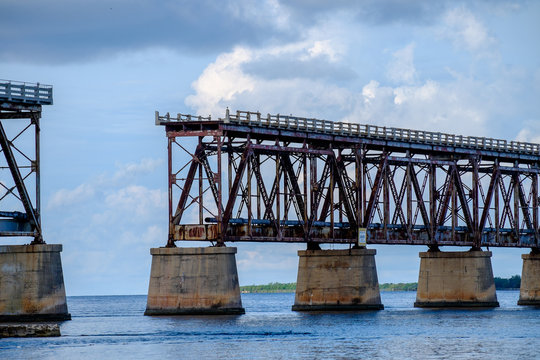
[[145, 246, 245, 315], [0, 245, 70, 321], [415, 250, 499, 308], [518, 252, 540, 306], [292, 248, 383, 311]]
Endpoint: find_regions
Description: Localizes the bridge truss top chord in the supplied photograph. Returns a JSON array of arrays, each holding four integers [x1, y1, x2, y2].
[[0, 80, 51, 243], [158, 109, 540, 250]]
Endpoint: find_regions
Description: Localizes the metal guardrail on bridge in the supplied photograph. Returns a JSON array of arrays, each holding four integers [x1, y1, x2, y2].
[[157, 110, 540, 156], [0, 79, 53, 105]]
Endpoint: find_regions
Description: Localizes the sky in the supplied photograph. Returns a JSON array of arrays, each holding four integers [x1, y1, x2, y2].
[[1, 0, 539, 295]]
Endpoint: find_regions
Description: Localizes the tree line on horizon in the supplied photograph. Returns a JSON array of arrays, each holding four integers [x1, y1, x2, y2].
[[240, 276, 522, 293]]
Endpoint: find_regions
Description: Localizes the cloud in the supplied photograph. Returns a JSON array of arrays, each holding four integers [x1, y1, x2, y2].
[[186, 39, 499, 137], [346, 77, 489, 135], [280, 0, 449, 26], [112, 158, 163, 182], [515, 122, 540, 144], [2, 0, 514, 65], [0, 0, 293, 64], [104, 185, 166, 219], [386, 43, 417, 84], [440, 6, 496, 55], [47, 183, 96, 209], [185, 40, 356, 117], [47, 158, 162, 210]]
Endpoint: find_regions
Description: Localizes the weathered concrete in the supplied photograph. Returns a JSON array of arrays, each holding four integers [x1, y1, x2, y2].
[[0, 245, 70, 321], [0, 323, 60, 337], [145, 246, 245, 315], [415, 250, 499, 308], [518, 252, 540, 306], [292, 248, 383, 311]]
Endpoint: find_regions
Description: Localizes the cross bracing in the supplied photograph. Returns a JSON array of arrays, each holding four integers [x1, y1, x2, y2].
[[158, 110, 540, 249]]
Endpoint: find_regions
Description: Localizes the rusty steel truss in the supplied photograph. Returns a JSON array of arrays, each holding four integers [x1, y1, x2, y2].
[[157, 109, 540, 249], [0, 80, 53, 243]]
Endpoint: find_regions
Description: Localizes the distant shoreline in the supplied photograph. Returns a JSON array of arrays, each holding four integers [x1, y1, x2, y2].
[[240, 275, 522, 293]]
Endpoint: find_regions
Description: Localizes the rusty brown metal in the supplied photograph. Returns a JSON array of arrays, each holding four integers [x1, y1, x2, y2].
[[0, 81, 49, 244], [158, 109, 540, 249]]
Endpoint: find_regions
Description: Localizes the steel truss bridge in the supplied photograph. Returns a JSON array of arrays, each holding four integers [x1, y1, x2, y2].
[[0, 80, 52, 243], [158, 109, 540, 250]]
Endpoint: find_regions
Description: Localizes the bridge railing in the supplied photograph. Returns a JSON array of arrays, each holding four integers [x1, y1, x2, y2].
[[156, 109, 540, 155], [0, 80, 53, 105]]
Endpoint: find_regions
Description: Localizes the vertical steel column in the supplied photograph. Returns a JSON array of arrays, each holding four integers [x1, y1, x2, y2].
[[532, 170, 539, 246], [407, 152, 413, 237], [276, 153, 280, 224], [33, 112, 43, 244], [472, 157, 480, 248], [451, 163, 457, 241], [383, 151, 389, 240], [429, 160, 436, 246], [355, 147, 363, 228], [513, 168, 520, 241], [247, 145, 252, 237], [167, 136, 175, 247], [494, 160, 500, 244], [256, 153, 261, 219], [303, 153, 308, 228], [217, 135, 223, 246], [198, 137, 203, 225]]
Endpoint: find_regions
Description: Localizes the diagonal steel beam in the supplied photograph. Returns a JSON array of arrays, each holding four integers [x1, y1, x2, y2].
[[452, 164, 474, 233], [222, 146, 252, 237], [280, 153, 306, 222], [172, 143, 204, 225], [410, 163, 432, 241], [0, 121, 41, 240], [363, 156, 386, 227]]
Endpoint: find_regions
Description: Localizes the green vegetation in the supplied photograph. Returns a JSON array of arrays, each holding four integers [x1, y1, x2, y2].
[[240, 282, 296, 293], [240, 276, 522, 293], [379, 282, 417, 291], [494, 275, 521, 289]]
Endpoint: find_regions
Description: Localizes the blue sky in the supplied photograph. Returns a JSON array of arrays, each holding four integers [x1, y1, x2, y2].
[[1, 0, 539, 295]]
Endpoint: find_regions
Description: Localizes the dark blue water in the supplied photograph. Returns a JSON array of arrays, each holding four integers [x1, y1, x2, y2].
[[1, 291, 538, 359]]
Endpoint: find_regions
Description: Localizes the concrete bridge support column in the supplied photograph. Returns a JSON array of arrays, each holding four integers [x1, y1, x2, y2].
[[414, 250, 499, 308], [0, 244, 70, 321], [145, 247, 245, 315], [518, 251, 540, 306], [292, 249, 383, 311]]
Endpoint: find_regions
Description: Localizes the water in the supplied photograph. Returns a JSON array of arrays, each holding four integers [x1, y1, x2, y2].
[[1, 291, 538, 359]]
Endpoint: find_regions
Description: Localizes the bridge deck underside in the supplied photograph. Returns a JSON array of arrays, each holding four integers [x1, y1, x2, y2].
[[173, 224, 534, 247], [160, 111, 540, 249]]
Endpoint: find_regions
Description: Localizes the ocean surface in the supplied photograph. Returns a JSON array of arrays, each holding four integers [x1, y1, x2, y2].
[[1, 291, 538, 359]]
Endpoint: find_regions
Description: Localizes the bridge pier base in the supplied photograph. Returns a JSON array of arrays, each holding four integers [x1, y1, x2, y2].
[[414, 250, 499, 308], [0, 245, 70, 322], [518, 252, 540, 306], [145, 247, 245, 315], [292, 249, 383, 311]]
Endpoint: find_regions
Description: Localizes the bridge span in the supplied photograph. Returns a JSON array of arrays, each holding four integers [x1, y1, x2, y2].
[[158, 109, 539, 249], [146, 109, 540, 315]]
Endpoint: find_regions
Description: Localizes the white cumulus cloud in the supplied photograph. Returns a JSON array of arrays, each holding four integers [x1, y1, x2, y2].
[[440, 6, 496, 56]]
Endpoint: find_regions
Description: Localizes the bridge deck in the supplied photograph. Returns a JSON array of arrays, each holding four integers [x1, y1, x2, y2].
[[0, 80, 53, 107], [157, 110, 540, 162]]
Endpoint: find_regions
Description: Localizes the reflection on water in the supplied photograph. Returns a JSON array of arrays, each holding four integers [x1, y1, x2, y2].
[[0, 291, 538, 359]]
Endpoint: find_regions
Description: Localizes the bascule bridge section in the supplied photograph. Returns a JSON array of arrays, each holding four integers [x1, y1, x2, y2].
[[0, 80, 70, 321], [146, 109, 540, 314]]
